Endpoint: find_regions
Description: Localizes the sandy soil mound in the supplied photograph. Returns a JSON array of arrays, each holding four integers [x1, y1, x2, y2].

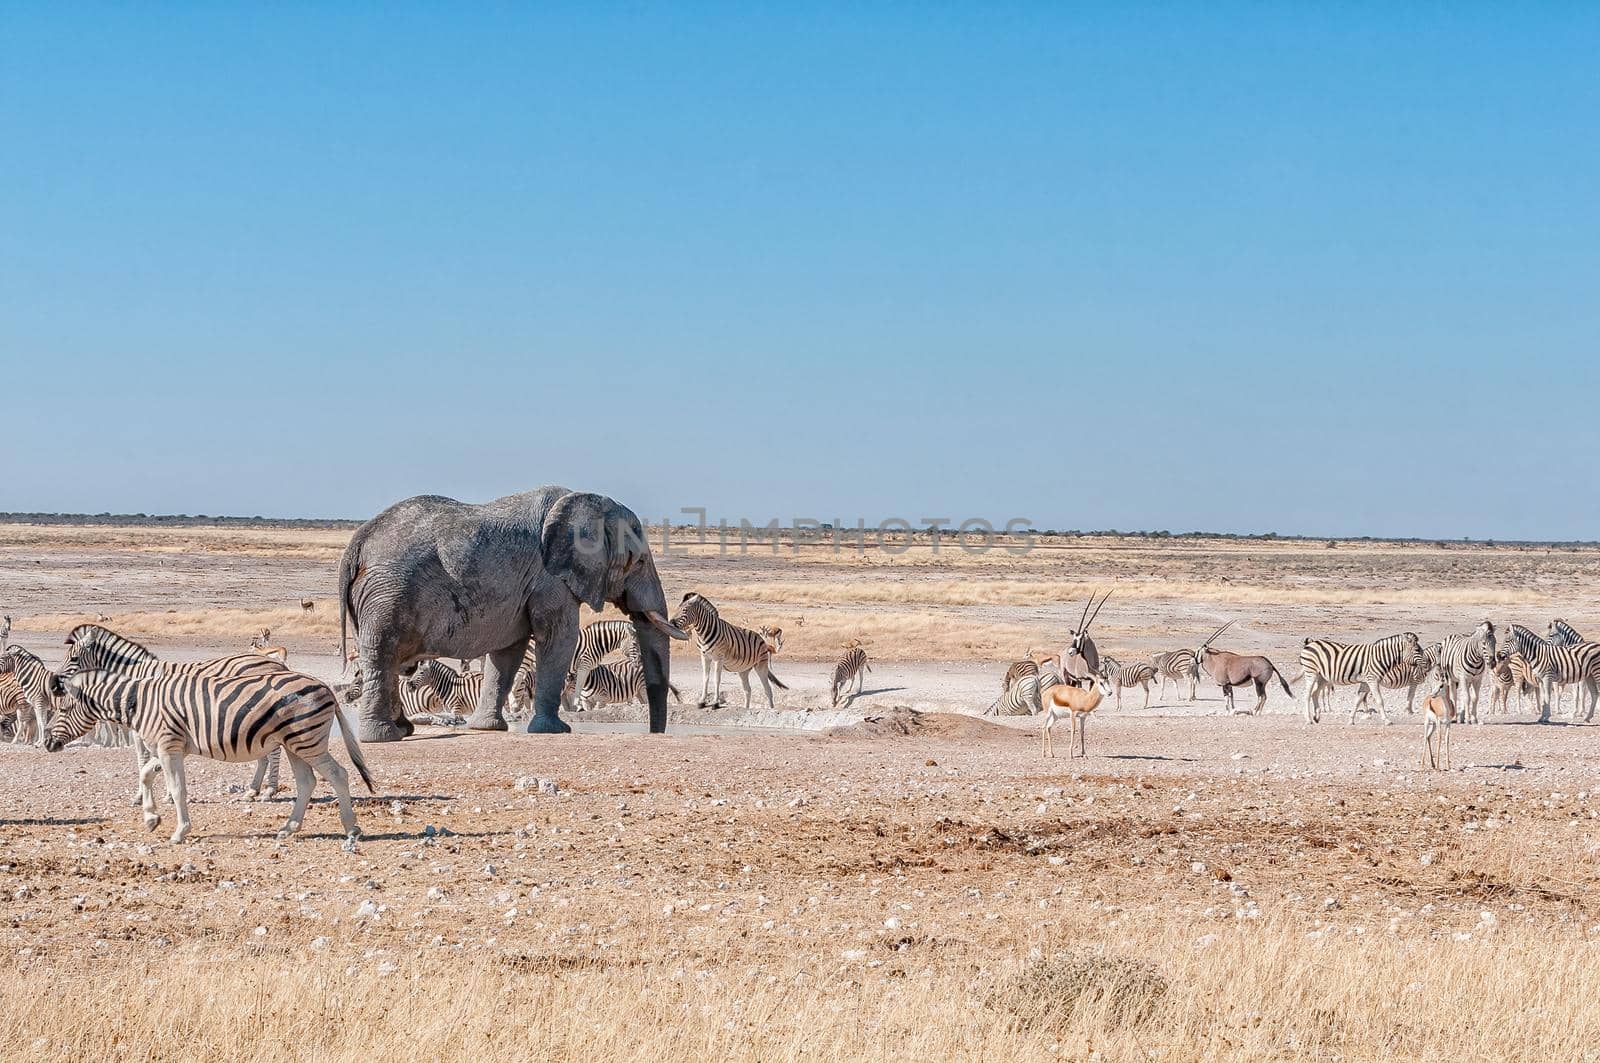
[[821, 707, 1013, 740]]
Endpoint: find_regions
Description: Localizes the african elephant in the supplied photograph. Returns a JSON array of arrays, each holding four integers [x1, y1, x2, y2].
[[337, 487, 686, 741]]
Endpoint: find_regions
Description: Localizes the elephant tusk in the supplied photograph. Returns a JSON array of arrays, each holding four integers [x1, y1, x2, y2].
[[645, 610, 690, 641]]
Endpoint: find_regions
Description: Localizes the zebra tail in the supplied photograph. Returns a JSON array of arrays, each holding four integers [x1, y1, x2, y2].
[[332, 702, 376, 794], [668, 682, 683, 703], [767, 669, 789, 690]]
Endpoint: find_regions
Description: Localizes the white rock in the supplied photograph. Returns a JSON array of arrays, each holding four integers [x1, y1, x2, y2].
[[354, 900, 380, 920], [883, 917, 901, 930], [310, 936, 330, 950]]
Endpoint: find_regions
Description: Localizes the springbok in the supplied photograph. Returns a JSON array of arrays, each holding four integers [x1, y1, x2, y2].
[[1040, 674, 1113, 759], [1420, 672, 1458, 770], [249, 628, 289, 663]]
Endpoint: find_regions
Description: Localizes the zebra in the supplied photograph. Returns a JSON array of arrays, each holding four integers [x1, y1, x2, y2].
[[401, 660, 456, 718], [508, 644, 539, 715], [830, 643, 872, 708], [1298, 632, 1427, 725], [1353, 640, 1439, 720], [568, 660, 682, 710], [1107, 661, 1159, 711], [990, 671, 1060, 717], [1501, 623, 1600, 723], [1, 670, 31, 744], [1545, 619, 1586, 715], [1152, 649, 1199, 702], [1095, 655, 1122, 681], [47, 667, 374, 846], [1436, 620, 1496, 723], [671, 593, 788, 710], [575, 620, 639, 681], [61, 623, 290, 800], [1486, 651, 1535, 715], [0, 614, 11, 649], [1001, 651, 1059, 693], [0, 647, 61, 747]]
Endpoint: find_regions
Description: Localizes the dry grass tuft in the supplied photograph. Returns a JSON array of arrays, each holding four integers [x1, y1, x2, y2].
[[988, 952, 1168, 1032]]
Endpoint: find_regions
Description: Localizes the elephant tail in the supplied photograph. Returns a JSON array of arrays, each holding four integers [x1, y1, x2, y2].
[[332, 702, 376, 794], [668, 682, 683, 703]]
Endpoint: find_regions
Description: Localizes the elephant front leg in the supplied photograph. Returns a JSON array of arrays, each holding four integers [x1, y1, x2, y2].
[[466, 643, 521, 732], [528, 616, 580, 735], [354, 639, 414, 744]]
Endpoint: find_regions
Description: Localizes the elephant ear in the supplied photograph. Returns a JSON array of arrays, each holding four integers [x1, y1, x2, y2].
[[541, 491, 642, 612]]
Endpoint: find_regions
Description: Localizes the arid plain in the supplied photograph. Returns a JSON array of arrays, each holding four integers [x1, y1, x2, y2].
[[4, 523, 1600, 1060]]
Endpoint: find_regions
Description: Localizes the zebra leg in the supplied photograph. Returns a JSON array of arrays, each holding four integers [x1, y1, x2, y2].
[[138, 755, 162, 832], [30, 700, 49, 748], [129, 737, 156, 806], [755, 665, 777, 711], [248, 748, 282, 801], [711, 661, 726, 708], [737, 670, 754, 711], [696, 652, 713, 707], [156, 749, 192, 844], [278, 750, 317, 839], [308, 751, 361, 847], [1142, 682, 1150, 710]]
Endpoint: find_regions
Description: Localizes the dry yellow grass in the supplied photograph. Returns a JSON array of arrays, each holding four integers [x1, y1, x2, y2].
[[5, 923, 1598, 1061], [25, 606, 341, 647]]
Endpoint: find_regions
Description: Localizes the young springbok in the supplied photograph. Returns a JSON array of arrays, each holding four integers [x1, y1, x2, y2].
[[249, 628, 289, 663], [1420, 673, 1458, 771], [1040, 674, 1113, 759]]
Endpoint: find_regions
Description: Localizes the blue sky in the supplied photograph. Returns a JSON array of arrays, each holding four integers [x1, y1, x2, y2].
[[4, 5, 1597, 538]]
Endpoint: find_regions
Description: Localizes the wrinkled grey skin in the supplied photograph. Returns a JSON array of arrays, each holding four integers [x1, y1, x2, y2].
[[338, 487, 686, 742]]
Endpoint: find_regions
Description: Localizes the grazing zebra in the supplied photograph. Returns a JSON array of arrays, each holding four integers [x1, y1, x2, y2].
[[1, 671, 30, 744], [1107, 661, 1158, 711], [47, 667, 374, 846], [990, 671, 1060, 717], [1298, 632, 1427, 725], [830, 643, 872, 709], [1436, 621, 1496, 723], [671, 593, 789, 710], [1001, 651, 1059, 693], [569, 660, 683, 710], [248, 628, 289, 663], [61, 623, 290, 800], [1501, 624, 1600, 723], [1152, 649, 1199, 702], [0, 647, 60, 747]]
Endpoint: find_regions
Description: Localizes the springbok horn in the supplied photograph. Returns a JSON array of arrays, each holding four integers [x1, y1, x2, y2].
[[1200, 618, 1237, 649], [644, 610, 690, 641]]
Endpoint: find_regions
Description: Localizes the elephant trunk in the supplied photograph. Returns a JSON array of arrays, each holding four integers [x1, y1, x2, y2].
[[631, 615, 673, 734]]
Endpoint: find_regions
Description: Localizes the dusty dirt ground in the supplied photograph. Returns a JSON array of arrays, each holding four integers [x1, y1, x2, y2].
[[4, 524, 1600, 1059]]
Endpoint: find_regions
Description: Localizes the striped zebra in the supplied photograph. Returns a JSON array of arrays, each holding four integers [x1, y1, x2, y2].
[[1486, 652, 1534, 715], [1107, 661, 1158, 711], [508, 644, 539, 715], [569, 660, 682, 710], [61, 623, 290, 800], [830, 644, 872, 708], [672, 593, 788, 710], [1, 670, 31, 743], [401, 660, 455, 717], [1354, 640, 1439, 719], [0, 647, 56, 747], [0, 614, 11, 649], [1298, 631, 1426, 725], [575, 620, 639, 680], [1436, 621, 1496, 723], [48, 667, 374, 846], [1501, 624, 1600, 723], [990, 671, 1060, 717], [1152, 649, 1199, 702], [1545, 619, 1585, 715], [1001, 651, 1060, 693], [1095, 655, 1122, 681]]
